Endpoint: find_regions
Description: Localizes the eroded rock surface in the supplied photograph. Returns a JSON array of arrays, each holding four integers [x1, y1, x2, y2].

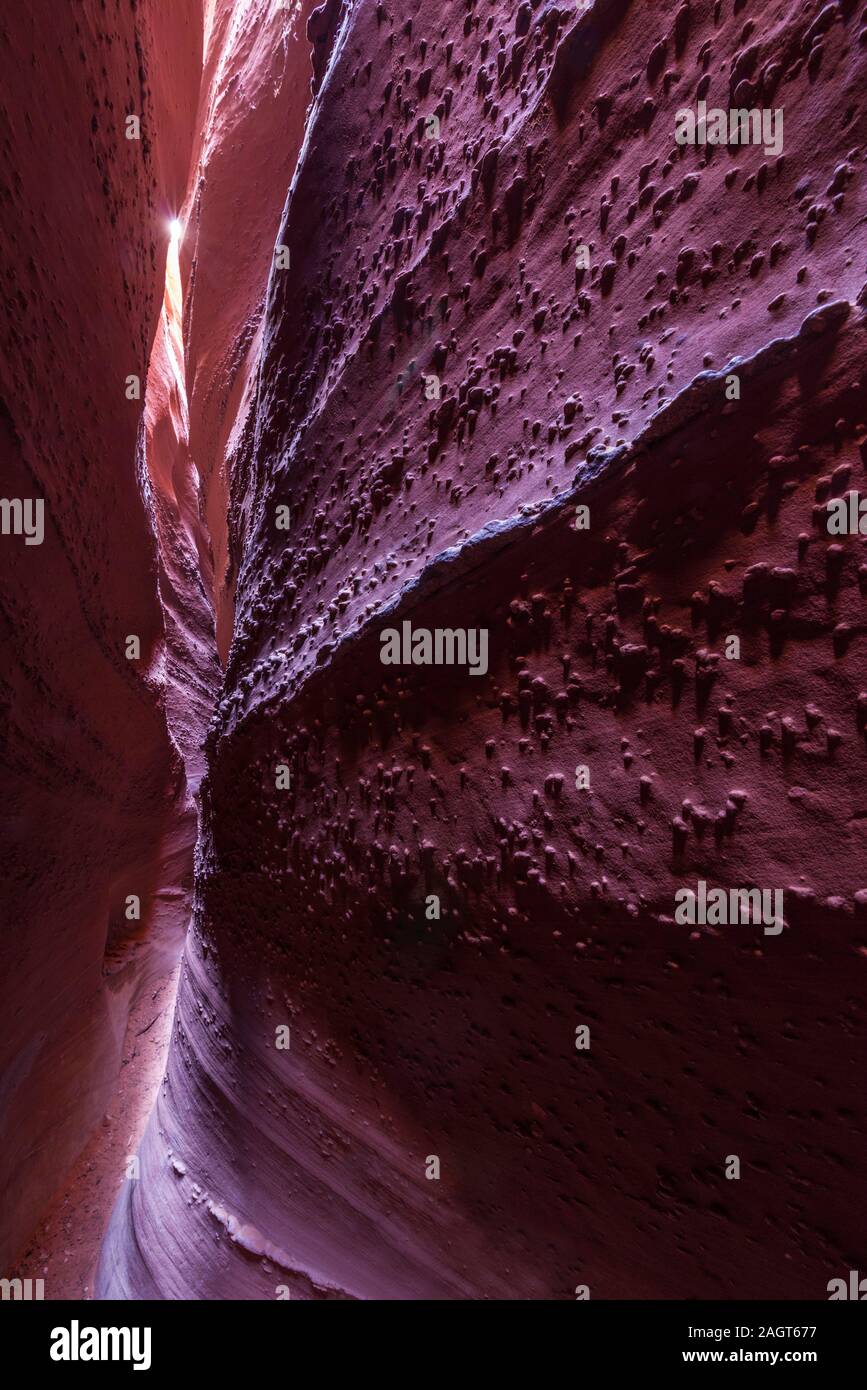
[[97, 0, 867, 1298]]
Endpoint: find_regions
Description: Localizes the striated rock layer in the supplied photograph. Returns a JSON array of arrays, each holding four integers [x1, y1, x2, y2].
[[93, 0, 865, 1298], [0, 0, 207, 1274]]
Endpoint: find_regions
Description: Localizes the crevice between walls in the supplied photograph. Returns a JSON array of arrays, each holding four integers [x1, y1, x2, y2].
[[179, 0, 319, 664], [9, 0, 319, 1298]]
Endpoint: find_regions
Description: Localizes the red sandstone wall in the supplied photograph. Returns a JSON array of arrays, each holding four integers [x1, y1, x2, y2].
[[98, 0, 867, 1298], [0, 0, 203, 1272]]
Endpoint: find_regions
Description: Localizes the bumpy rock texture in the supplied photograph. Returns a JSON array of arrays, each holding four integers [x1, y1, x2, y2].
[[94, 0, 867, 1299], [0, 0, 205, 1275]]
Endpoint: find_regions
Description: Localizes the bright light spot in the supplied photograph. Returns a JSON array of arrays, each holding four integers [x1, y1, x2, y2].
[[168, 218, 183, 242]]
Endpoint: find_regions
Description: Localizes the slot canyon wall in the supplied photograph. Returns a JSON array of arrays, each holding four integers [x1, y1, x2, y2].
[[96, 0, 866, 1299], [0, 0, 204, 1280], [2, 0, 865, 1301], [1, 0, 317, 1293]]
